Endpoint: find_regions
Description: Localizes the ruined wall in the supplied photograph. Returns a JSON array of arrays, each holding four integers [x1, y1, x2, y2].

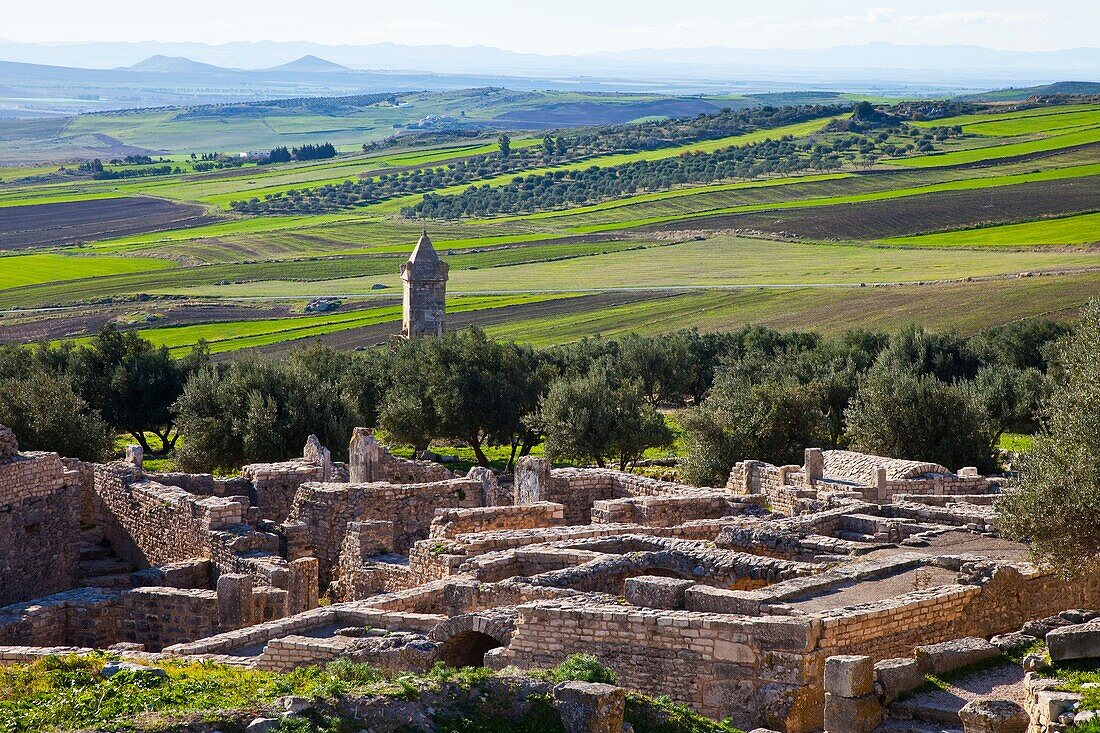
[[241, 460, 326, 523], [92, 463, 283, 583], [429, 502, 565, 540], [591, 494, 740, 527], [0, 452, 81, 605], [545, 468, 716, 525], [495, 601, 824, 733], [117, 588, 220, 650], [287, 478, 481, 584]]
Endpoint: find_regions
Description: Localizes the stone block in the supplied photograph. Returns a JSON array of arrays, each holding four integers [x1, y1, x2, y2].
[[623, 576, 694, 610], [958, 699, 1029, 733], [216, 573, 254, 629], [915, 637, 1001, 676], [684, 585, 764, 615], [824, 692, 883, 733], [349, 428, 384, 483], [515, 456, 552, 504], [552, 681, 626, 733], [1047, 621, 1100, 662], [805, 448, 824, 482], [874, 658, 925, 703], [825, 655, 873, 698], [288, 557, 319, 615], [124, 444, 143, 469]]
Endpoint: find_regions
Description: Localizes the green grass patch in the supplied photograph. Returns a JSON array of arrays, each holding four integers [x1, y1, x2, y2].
[[0, 253, 174, 290], [0, 654, 738, 733], [86, 294, 568, 356], [888, 126, 1100, 168], [881, 212, 1100, 247], [999, 433, 1036, 452]]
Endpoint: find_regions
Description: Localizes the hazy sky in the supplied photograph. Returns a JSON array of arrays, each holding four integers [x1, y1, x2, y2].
[[3, 0, 1097, 53]]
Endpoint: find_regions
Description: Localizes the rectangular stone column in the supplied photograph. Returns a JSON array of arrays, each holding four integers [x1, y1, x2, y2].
[[124, 444, 143, 469], [288, 557, 319, 614], [349, 427, 384, 483], [824, 655, 882, 733], [515, 456, 551, 504], [216, 573, 254, 629], [804, 448, 824, 484]]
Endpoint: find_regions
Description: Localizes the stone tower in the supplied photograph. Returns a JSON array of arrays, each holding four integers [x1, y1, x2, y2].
[[401, 230, 449, 339]]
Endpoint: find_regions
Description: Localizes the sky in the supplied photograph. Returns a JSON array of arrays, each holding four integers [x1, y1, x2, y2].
[[2, 0, 1097, 54]]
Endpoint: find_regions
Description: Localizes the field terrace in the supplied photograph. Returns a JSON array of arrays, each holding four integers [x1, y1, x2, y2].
[[2, 424, 1099, 732]]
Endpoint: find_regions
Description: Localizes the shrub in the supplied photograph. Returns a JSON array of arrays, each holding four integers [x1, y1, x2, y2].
[[544, 654, 618, 685], [999, 301, 1100, 575]]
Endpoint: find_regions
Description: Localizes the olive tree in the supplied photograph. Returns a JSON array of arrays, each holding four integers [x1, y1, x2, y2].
[[999, 302, 1100, 575]]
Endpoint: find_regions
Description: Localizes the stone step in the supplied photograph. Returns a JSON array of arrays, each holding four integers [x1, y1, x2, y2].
[[889, 698, 964, 726], [78, 573, 133, 589], [80, 527, 104, 544], [78, 557, 135, 577], [79, 544, 109, 561], [876, 717, 962, 733]]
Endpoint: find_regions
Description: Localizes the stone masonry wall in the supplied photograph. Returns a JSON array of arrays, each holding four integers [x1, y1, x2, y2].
[[0, 452, 81, 605], [287, 478, 482, 585], [546, 468, 717, 525], [495, 600, 823, 733], [241, 460, 326, 523], [429, 502, 565, 540]]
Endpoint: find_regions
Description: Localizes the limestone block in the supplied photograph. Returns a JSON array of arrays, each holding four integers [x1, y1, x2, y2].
[[349, 428, 384, 484], [1047, 621, 1100, 662], [958, 699, 1029, 733], [915, 637, 1001, 676], [515, 456, 552, 504], [552, 681, 626, 733], [623, 576, 694, 610], [805, 448, 824, 482], [823, 692, 883, 733], [874, 658, 925, 703], [216, 574, 254, 629], [101, 661, 167, 679], [124, 444, 143, 469], [825, 655, 873, 698], [466, 466, 504, 506], [288, 557, 320, 615]]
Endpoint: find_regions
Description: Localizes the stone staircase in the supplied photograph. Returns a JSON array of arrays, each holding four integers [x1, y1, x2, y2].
[[77, 527, 137, 589], [875, 659, 1025, 733]]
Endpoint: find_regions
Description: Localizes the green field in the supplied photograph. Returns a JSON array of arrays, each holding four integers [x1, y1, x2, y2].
[[67, 294, 563, 356], [883, 212, 1100, 247], [0, 253, 174, 289], [3, 95, 1100, 355]]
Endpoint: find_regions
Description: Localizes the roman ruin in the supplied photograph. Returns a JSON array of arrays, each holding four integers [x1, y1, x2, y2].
[[401, 230, 449, 339], [1, 421, 1097, 733]]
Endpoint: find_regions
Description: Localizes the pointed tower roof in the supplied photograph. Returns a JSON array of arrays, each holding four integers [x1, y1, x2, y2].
[[404, 230, 447, 280]]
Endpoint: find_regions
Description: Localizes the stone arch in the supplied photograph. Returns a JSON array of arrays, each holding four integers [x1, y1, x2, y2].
[[430, 611, 515, 668]]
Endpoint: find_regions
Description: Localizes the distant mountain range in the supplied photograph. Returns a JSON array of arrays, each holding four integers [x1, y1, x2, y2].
[[0, 39, 1096, 118], [1, 39, 1097, 82]]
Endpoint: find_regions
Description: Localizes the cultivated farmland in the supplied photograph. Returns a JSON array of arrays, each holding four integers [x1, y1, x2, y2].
[[1, 90, 1098, 353]]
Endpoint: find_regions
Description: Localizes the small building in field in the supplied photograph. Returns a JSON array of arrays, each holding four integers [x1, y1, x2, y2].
[[401, 230, 449, 339]]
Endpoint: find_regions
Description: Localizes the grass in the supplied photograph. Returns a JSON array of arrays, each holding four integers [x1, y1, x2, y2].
[[0, 653, 738, 733], [478, 272, 1100, 345], [82, 294, 568, 356], [881, 212, 1100, 247], [558, 164, 1100, 234], [888, 125, 1100, 168], [0, 253, 174, 290], [142, 235, 1100, 299], [998, 433, 1036, 453]]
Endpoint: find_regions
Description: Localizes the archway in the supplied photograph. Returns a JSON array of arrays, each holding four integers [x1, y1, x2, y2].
[[436, 630, 503, 668]]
